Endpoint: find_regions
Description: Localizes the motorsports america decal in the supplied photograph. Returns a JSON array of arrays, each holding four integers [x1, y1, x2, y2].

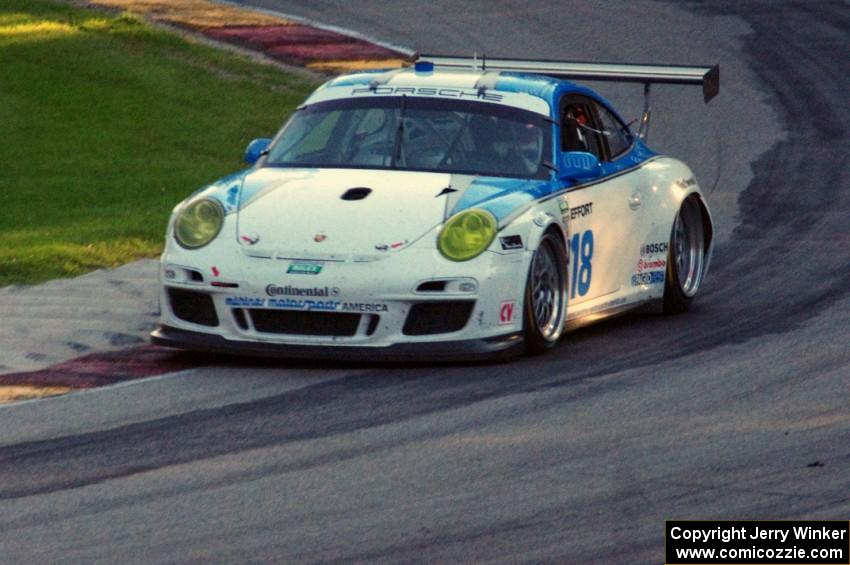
[[225, 296, 388, 313]]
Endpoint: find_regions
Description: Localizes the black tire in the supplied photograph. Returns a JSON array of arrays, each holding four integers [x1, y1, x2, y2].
[[663, 196, 707, 314], [524, 232, 568, 355]]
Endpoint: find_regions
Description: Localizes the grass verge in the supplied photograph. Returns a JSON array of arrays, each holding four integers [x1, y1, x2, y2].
[[0, 0, 318, 286]]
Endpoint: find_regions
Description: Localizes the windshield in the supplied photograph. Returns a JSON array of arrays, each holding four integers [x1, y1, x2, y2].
[[265, 97, 552, 179]]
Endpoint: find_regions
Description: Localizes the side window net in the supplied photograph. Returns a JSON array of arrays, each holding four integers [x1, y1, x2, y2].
[[562, 103, 602, 159]]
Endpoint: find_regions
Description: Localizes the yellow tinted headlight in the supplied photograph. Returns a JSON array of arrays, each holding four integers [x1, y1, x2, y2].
[[174, 198, 224, 249], [438, 209, 497, 261]]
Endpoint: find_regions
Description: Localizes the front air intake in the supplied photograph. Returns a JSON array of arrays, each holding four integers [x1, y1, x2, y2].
[[402, 301, 474, 335], [248, 309, 361, 336], [167, 288, 219, 327]]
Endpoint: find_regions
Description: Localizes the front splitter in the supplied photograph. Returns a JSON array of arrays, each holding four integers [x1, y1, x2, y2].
[[150, 324, 525, 362]]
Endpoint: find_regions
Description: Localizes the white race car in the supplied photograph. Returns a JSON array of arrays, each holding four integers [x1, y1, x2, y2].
[[151, 55, 719, 360]]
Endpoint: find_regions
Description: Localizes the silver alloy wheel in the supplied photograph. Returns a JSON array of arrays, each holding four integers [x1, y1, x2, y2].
[[673, 197, 706, 297], [530, 240, 565, 341]]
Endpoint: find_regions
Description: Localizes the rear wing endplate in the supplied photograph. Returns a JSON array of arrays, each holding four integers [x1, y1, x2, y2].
[[412, 54, 719, 140]]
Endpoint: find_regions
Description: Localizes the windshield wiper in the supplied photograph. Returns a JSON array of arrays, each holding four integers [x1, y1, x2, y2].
[[390, 95, 407, 168]]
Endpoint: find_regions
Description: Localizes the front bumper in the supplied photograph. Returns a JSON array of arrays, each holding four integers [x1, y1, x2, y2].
[[152, 241, 532, 362], [151, 324, 524, 362]]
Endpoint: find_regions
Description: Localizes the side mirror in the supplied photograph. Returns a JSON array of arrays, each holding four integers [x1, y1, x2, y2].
[[244, 138, 272, 166], [559, 151, 603, 181]]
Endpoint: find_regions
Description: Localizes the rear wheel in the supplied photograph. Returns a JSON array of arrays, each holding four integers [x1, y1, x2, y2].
[[524, 232, 567, 354], [663, 196, 706, 313]]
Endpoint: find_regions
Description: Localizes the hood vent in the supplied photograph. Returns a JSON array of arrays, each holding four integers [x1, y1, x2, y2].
[[341, 187, 372, 201]]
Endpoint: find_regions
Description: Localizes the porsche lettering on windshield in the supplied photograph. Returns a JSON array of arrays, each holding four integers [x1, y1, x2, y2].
[[351, 86, 504, 102]]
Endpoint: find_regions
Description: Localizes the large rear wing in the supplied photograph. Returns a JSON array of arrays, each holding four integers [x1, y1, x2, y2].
[[412, 54, 719, 140]]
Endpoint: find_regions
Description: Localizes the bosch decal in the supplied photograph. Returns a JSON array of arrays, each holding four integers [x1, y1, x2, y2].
[[640, 242, 668, 256], [499, 301, 517, 324]]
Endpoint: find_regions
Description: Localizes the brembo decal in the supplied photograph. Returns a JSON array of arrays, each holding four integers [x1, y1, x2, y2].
[[636, 258, 666, 273]]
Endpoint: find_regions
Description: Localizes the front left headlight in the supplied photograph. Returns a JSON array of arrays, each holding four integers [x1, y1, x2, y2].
[[174, 198, 224, 249], [437, 208, 497, 261]]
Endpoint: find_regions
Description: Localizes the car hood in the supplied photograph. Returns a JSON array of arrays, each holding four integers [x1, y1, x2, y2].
[[233, 168, 455, 259]]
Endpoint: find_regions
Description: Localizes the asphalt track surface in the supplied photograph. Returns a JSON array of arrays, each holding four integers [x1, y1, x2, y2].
[[2, 1, 848, 563]]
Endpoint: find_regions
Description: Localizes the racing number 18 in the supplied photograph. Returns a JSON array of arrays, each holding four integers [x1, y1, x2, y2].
[[569, 230, 593, 298]]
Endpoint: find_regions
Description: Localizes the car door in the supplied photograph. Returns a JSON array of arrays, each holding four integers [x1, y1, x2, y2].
[[559, 95, 645, 307]]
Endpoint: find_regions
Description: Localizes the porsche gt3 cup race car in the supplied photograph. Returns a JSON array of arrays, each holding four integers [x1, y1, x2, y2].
[[151, 55, 719, 360]]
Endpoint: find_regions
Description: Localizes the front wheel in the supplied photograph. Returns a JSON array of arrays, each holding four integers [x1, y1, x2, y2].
[[524, 232, 568, 355], [663, 196, 707, 313]]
